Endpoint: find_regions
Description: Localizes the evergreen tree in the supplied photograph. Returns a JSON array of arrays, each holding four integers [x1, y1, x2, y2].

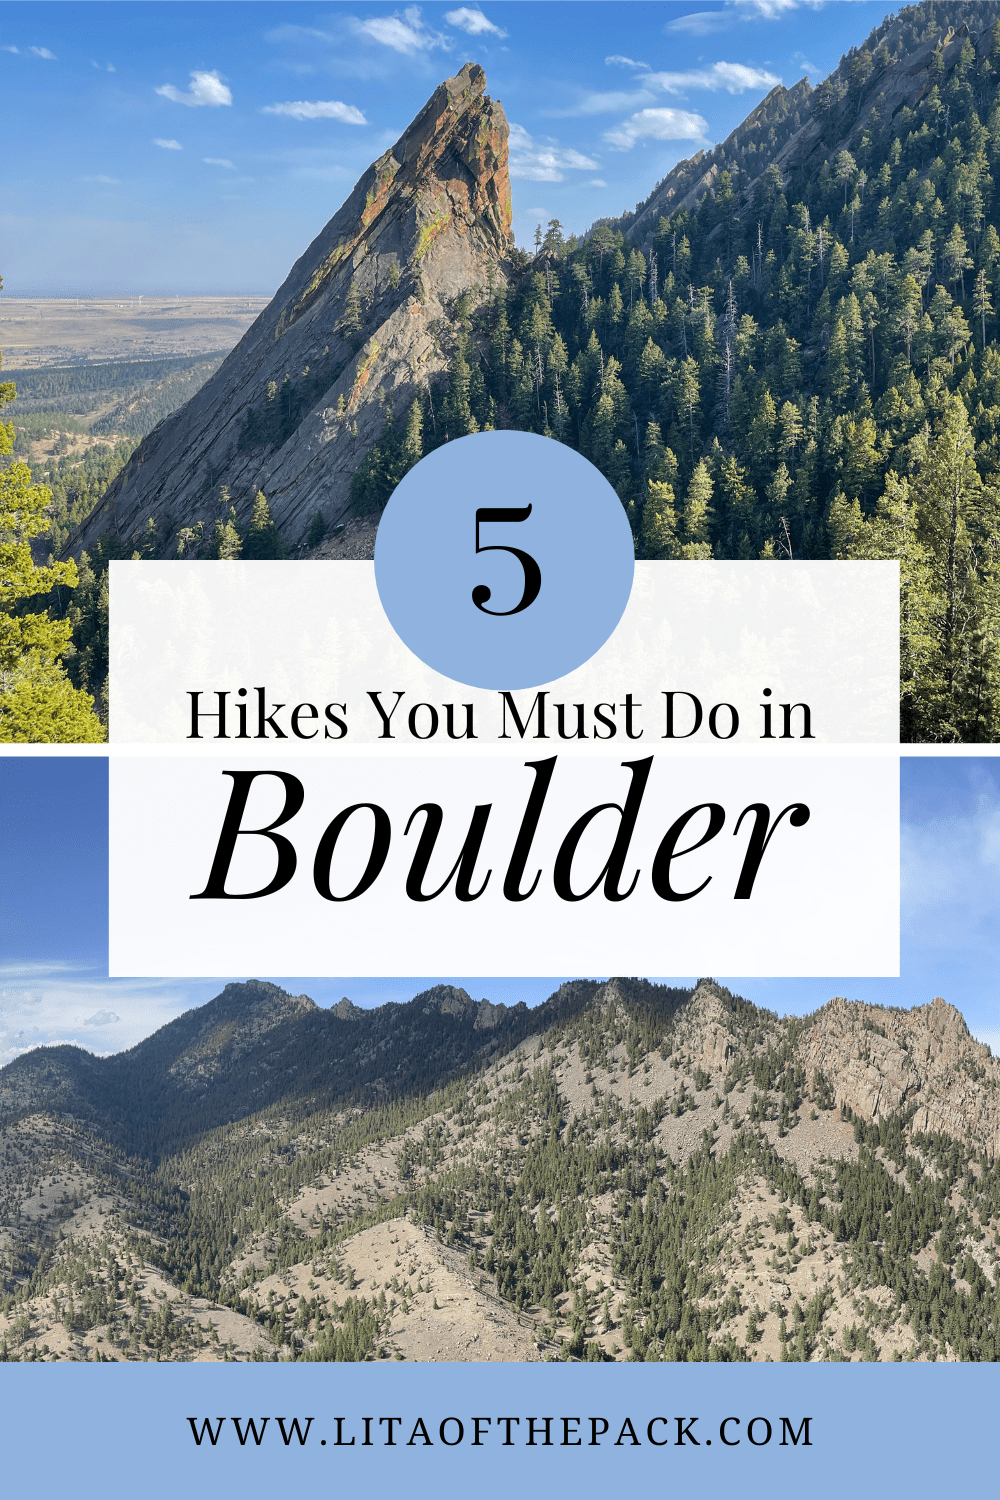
[[49, 9, 1000, 742], [910, 394, 996, 737], [242, 492, 287, 559], [0, 449, 104, 742], [212, 507, 243, 560], [680, 461, 714, 558], [641, 479, 679, 559], [306, 511, 327, 549]]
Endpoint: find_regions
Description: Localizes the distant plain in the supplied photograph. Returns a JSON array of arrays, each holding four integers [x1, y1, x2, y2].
[[0, 296, 270, 369]]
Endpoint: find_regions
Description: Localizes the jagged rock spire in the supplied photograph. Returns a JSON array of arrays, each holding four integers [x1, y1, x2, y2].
[[67, 63, 512, 558]]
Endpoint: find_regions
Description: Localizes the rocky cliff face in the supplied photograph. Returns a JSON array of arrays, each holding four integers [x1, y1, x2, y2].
[[66, 62, 512, 559], [675, 980, 1000, 1159], [802, 994, 1000, 1156], [3, 974, 1000, 1366]]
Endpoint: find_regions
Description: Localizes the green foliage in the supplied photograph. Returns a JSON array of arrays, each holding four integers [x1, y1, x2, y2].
[[241, 491, 286, 559], [238, 346, 350, 455], [0, 344, 105, 741], [347, 17, 1000, 738], [350, 400, 424, 515], [4, 354, 225, 410], [33, 438, 138, 555], [212, 506, 242, 560]]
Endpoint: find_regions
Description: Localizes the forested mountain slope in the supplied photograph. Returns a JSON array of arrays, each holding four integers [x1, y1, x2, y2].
[[1, 978, 999, 1364], [41, 3, 1000, 740], [0, 979, 606, 1157], [352, 2, 1000, 740]]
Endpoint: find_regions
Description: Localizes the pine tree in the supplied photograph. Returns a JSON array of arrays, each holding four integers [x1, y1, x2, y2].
[[641, 479, 679, 559], [848, 470, 942, 741], [401, 398, 423, 466], [342, 282, 363, 340], [972, 267, 993, 348], [679, 461, 714, 558], [0, 444, 104, 741], [910, 394, 993, 737], [826, 488, 864, 559], [242, 491, 287, 559], [212, 506, 243, 560]]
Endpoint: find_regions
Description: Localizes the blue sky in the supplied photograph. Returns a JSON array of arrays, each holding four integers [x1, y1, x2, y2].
[[1, 0, 897, 296], [3, 755, 1000, 1064]]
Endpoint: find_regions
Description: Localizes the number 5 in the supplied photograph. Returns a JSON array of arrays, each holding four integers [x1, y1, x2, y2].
[[472, 505, 542, 616]]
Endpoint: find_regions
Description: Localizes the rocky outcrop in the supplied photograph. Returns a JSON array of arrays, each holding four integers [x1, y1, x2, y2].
[[65, 63, 512, 558], [802, 995, 1000, 1157], [416, 985, 510, 1030], [647, 980, 1000, 1158], [160, 980, 318, 1089]]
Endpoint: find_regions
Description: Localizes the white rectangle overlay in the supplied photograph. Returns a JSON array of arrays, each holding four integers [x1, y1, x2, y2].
[[109, 755, 899, 977], [109, 561, 899, 746]]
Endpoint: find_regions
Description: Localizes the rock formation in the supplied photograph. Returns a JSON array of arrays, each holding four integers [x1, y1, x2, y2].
[[66, 62, 512, 558], [802, 993, 1000, 1155]]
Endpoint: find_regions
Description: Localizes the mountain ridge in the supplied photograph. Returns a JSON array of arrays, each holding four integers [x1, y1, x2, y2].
[[3, 976, 999, 1364], [2, 976, 996, 1158], [0, 978, 606, 1155]]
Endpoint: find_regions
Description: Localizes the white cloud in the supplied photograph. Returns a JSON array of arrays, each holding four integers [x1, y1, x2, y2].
[[736, 0, 803, 15], [354, 7, 450, 55], [0, 968, 205, 1065], [91, 60, 115, 72], [667, 0, 822, 28], [604, 107, 709, 150], [156, 69, 232, 107], [29, 45, 56, 60], [0, 962, 86, 979], [589, 178, 608, 187], [793, 51, 821, 75], [508, 123, 598, 182], [153, 138, 183, 150], [203, 157, 235, 168], [2, 45, 20, 54], [445, 7, 506, 37], [81, 175, 120, 185], [554, 62, 776, 121], [665, 10, 731, 34], [606, 55, 649, 70], [647, 62, 781, 94], [264, 99, 367, 123], [559, 89, 651, 116]]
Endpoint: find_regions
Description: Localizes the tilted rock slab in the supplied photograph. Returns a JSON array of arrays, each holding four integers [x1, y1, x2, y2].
[[66, 62, 512, 559]]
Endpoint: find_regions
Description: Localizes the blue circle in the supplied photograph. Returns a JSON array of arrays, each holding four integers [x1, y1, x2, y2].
[[374, 431, 635, 690]]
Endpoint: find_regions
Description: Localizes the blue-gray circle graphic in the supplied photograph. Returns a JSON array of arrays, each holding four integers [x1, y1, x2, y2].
[[373, 431, 635, 690]]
